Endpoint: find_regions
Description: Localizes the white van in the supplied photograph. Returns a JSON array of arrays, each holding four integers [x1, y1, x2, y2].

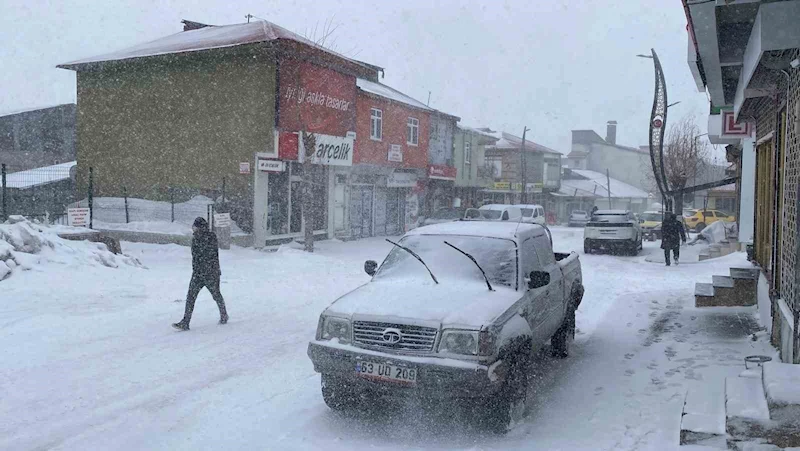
[[518, 204, 546, 225], [478, 204, 523, 222]]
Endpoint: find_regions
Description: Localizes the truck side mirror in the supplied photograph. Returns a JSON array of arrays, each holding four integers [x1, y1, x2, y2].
[[528, 271, 550, 289], [364, 260, 378, 276]]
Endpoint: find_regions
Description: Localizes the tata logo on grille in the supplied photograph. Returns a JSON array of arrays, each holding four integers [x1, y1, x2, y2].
[[382, 328, 402, 344]]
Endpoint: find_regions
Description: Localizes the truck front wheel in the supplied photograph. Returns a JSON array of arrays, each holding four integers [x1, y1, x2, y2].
[[482, 352, 530, 434], [321, 374, 361, 411]]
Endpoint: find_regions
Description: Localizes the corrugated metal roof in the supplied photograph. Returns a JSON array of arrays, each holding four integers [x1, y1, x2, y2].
[[558, 169, 648, 199], [483, 130, 562, 155], [6, 161, 76, 189], [356, 78, 431, 111], [59, 20, 375, 71]]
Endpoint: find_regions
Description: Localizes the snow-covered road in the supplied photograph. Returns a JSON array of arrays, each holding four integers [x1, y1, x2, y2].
[[0, 227, 775, 450]]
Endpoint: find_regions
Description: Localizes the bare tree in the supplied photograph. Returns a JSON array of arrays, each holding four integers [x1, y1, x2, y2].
[[641, 114, 709, 214], [663, 115, 709, 215]]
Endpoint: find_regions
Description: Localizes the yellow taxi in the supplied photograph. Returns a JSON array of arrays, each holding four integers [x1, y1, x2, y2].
[[683, 209, 735, 233], [638, 211, 663, 241]]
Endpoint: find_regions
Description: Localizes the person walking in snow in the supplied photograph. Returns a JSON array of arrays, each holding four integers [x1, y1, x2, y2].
[[173, 217, 228, 330], [660, 212, 686, 266]]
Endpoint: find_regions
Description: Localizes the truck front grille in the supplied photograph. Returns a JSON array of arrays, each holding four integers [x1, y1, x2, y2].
[[352, 321, 438, 352]]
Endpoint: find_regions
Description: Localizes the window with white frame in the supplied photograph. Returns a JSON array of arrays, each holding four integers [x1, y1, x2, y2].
[[370, 108, 383, 141], [407, 117, 419, 146], [464, 140, 472, 164]]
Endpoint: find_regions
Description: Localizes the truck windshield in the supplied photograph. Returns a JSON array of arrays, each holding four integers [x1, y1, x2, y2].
[[374, 234, 517, 288]]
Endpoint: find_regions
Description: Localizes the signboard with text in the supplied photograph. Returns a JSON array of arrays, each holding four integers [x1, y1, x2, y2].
[[388, 144, 403, 162], [258, 160, 286, 172], [428, 164, 457, 181], [67, 208, 90, 227], [387, 171, 417, 188], [239, 162, 251, 174], [278, 60, 357, 137], [213, 213, 232, 228], [299, 133, 354, 167]]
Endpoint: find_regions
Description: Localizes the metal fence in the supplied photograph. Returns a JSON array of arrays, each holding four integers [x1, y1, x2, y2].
[[1, 162, 77, 225], [2, 164, 241, 233]]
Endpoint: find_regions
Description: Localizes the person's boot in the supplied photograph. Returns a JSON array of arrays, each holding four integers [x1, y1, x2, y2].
[[675, 257, 680, 266], [219, 313, 229, 325], [172, 321, 190, 331]]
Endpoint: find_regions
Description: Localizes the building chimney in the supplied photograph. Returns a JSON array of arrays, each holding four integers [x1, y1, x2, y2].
[[605, 121, 617, 145]]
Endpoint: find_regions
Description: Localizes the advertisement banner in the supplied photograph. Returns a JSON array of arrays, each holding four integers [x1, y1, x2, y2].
[[387, 171, 417, 188], [428, 164, 457, 180], [278, 60, 357, 137], [299, 133, 354, 167]]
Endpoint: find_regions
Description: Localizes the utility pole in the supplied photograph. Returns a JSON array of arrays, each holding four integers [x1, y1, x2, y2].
[[245, 13, 254, 23], [520, 126, 529, 204], [606, 168, 612, 209]]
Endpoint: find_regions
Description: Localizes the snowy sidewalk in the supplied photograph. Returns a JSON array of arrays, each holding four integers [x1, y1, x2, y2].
[[0, 228, 779, 451]]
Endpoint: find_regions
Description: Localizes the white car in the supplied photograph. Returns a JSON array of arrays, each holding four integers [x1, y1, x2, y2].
[[478, 204, 523, 222], [518, 204, 546, 225], [583, 209, 643, 255]]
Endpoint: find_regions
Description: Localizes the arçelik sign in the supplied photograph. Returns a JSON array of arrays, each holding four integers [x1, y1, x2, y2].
[[300, 133, 355, 167]]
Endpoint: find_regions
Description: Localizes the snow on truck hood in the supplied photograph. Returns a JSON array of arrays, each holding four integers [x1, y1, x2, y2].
[[325, 279, 520, 328]]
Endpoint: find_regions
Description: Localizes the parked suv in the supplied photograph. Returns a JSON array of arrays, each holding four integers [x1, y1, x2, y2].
[[307, 221, 584, 432], [568, 210, 590, 227], [583, 209, 643, 255]]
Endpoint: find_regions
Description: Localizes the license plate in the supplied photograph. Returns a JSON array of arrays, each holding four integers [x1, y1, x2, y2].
[[355, 361, 417, 384]]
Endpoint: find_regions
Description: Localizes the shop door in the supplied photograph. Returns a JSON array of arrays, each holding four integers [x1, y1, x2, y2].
[[385, 189, 404, 236], [374, 187, 388, 235], [333, 174, 347, 234], [350, 185, 373, 238]]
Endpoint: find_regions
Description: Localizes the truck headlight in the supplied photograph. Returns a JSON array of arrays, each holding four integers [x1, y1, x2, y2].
[[318, 316, 351, 344], [438, 330, 479, 355]]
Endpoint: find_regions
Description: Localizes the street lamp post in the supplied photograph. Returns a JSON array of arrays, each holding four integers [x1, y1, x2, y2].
[[640, 49, 673, 213]]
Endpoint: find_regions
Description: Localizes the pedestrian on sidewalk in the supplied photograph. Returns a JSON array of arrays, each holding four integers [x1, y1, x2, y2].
[[660, 212, 687, 266], [173, 217, 228, 330]]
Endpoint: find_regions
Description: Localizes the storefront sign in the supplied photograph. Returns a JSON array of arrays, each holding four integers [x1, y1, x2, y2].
[[239, 162, 251, 174], [258, 160, 286, 172], [493, 182, 511, 190], [387, 171, 417, 188], [428, 164, 457, 181], [492, 181, 542, 192], [388, 144, 403, 162], [213, 213, 232, 228], [278, 61, 357, 137], [721, 110, 751, 137], [67, 207, 89, 227], [299, 133, 354, 167]]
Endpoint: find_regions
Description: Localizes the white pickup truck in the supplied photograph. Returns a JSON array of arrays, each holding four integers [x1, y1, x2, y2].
[[307, 221, 584, 432], [583, 209, 643, 255]]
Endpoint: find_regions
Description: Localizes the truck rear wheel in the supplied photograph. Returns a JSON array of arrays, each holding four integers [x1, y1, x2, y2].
[[552, 303, 576, 358]]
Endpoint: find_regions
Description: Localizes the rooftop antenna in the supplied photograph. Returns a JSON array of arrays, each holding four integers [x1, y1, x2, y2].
[[514, 206, 525, 237], [427, 91, 431, 106]]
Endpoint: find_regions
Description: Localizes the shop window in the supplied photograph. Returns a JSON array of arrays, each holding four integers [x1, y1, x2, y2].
[[407, 117, 419, 146], [371, 108, 382, 141]]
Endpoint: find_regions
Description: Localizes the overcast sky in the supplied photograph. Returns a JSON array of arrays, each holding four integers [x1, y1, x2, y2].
[[0, 0, 714, 156]]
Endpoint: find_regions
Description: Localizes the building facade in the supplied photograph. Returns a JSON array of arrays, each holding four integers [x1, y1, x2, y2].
[[424, 112, 460, 215], [480, 129, 562, 208], [453, 126, 498, 208], [346, 78, 432, 238], [0, 104, 76, 172], [59, 20, 380, 247], [684, 0, 800, 363]]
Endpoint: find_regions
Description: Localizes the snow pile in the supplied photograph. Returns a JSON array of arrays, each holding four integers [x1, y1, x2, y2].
[[0, 216, 143, 281], [700, 221, 737, 244], [93, 220, 193, 236], [763, 361, 800, 424]]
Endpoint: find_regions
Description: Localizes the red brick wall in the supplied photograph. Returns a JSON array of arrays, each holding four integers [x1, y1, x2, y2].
[[354, 92, 429, 169]]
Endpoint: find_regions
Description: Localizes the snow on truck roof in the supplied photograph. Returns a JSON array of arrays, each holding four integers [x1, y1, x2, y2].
[[594, 210, 629, 215], [406, 221, 546, 241]]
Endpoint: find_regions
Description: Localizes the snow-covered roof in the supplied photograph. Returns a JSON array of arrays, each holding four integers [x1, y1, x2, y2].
[[356, 78, 431, 111], [6, 161, 76, 189], [558, 168, 648, 199], [482, 130, 561, 155], [458, 125, 501, 141], [406, 221, 546, 241], [59, 20, 373, 71], [479, 204, 513, 211]]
